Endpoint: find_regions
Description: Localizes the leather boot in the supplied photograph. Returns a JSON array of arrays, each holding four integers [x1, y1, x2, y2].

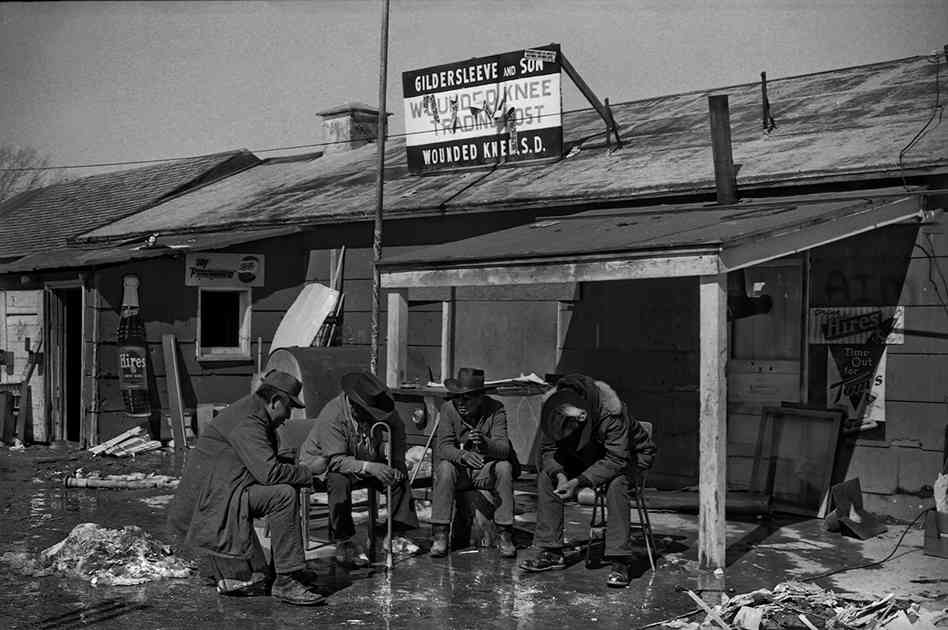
[[497, 526, 517, 558], [270, 573, 325, 606], [429, 524, 449, 557]]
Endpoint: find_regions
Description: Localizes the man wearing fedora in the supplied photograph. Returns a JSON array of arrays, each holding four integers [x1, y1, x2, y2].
[[519, 373, 656, 588], [169, 370, 324, 606], [430, 367, 519, 559], [299, 371, 419, 567]]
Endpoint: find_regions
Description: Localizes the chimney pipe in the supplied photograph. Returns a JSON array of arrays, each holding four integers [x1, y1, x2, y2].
[[708, 94, 737, 205]]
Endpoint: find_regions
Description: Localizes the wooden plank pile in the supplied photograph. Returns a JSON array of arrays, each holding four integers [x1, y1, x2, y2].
[[87, 425, 162, 458]]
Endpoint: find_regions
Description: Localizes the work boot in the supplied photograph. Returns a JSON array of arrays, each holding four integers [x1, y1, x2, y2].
[[497, 526, 517, 558], [519, 550, 566, 572], [270, 573, 325, 606], [429, 525, 449, 558]]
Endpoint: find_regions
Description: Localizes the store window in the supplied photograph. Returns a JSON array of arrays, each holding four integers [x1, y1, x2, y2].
[[197, 288, 251, 360]]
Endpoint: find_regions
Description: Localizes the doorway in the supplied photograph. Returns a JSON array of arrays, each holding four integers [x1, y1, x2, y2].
[[47, 285, 84, 443]]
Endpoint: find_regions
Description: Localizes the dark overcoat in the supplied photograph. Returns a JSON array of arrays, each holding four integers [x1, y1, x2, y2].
[[168, 394, 312, 558]]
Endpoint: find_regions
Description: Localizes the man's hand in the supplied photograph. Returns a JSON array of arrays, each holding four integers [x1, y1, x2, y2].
[[364, 462, 398, 486], [554, 474, 579, 500], [460, 450, 485, 469]]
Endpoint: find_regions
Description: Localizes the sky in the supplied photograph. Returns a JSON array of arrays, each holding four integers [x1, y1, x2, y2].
[[1, 0, 946, 173]]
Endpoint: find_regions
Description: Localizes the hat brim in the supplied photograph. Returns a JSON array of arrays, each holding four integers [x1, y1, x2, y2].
[[349, 396, 394, 421], [287, 393, 305, 409], [443, 378, 493, 396]]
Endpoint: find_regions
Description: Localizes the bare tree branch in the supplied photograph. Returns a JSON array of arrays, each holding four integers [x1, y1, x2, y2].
[[0, 145, 66, 204]]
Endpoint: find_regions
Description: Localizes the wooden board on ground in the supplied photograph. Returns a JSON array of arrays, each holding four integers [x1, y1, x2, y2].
[[162, 334, 188, 452]]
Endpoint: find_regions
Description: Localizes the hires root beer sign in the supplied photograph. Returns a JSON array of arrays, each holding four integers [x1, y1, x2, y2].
[[402, 44, 563, 173]]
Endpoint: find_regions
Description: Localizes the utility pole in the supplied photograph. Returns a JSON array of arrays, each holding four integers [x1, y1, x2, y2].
[[369, 0, 390, 376]]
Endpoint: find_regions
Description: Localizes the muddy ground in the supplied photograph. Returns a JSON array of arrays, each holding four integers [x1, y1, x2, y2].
[[1, 446, 945, 629]]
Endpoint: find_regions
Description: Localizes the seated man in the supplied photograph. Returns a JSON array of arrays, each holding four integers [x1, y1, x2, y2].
[[168, 370, 323, 606], [430, 367, 519, 559], [299, 371, 419, 567], [520, 373, 655, 588]]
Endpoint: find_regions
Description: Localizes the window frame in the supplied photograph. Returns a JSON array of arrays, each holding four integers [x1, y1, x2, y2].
[[196, 287, 252, 362]]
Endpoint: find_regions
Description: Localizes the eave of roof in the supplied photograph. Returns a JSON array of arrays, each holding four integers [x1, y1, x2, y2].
[[377, 188, 928, 287]]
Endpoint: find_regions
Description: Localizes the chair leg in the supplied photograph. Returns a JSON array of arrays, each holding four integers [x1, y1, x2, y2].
[[368, 487, 378, 563], [299, 488, 311, 551], [634, 492, 656, 571]]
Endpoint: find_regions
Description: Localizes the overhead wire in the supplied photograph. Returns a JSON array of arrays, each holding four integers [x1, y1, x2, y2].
[[899, 49, 945, 191]]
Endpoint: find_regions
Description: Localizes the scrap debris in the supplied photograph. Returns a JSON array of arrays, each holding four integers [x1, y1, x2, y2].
[[662, 581, 936, 630], [87, 425, 162, 458], [1, 522, 192, 586]]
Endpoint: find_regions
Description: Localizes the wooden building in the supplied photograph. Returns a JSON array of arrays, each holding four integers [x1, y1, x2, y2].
[[1, 55, 946, 568]]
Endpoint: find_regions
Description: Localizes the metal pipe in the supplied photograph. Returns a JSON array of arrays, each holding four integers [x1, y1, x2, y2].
[[708, 94, 737, 205], [371, 420, 393, 570]]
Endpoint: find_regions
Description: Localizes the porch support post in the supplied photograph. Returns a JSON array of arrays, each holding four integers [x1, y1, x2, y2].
[[440, 288, 454, 383], [698, 273, 727, 570], [386, 289, 408, 388]]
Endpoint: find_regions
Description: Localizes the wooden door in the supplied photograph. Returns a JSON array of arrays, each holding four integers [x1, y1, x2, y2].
[[727, 258, 805, 491], [46, 288, 65, 441], [0, 290, 45, 441]]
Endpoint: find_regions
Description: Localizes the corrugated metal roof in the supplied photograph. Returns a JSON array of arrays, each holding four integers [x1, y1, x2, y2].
[[378, 188, 924, 271], [80, 55, 947, 242], [0, 150, 259, 257], [0, 227, 296, 274]]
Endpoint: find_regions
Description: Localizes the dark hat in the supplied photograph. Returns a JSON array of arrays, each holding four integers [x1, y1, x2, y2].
[[540, 388, 590, 441], [341, 371, 395, 421], [260, 370, 305, 408], [444, 367, 489, 396]]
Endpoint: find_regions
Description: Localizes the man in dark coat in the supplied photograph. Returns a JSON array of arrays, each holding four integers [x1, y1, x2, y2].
[[430, 367, 519, 558], [168, 370, 322, 606], [298, 371, 419, 567], [520, 373, 656, 587]]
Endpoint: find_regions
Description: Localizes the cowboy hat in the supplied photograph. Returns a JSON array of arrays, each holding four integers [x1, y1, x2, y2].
[[259, 369, 305, 408], [341, 371, 395, 421], [444, 367, 492, 396]]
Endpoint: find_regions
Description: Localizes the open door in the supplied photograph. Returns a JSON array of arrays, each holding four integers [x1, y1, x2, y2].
[[46, 285, 84, 443]]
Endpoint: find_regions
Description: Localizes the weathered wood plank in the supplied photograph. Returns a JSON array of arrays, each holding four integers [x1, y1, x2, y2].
[[886, 353, 948, 403], [698, 274, 727, 570], [386, 290, 408, 388], [886, 400, 948, 450], [381, 254, 722, 288]]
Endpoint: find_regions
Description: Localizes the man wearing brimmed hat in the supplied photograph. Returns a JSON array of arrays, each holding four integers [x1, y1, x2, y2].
[[519, 373, 656, 588], [169, 370, 323, 606], [429, 367, 519, 559], [299, 371, 419, 567]]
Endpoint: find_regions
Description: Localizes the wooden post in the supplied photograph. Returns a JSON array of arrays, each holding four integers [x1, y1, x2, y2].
[[369, 0, 391, 376], [708, 95, 737, 205], [385, 290, 407, 388], [698, 274, 727, 570], [440, 288, 454, 383]]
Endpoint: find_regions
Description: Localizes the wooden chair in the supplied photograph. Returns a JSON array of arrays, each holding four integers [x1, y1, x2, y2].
[[587, 421, 656, 571]]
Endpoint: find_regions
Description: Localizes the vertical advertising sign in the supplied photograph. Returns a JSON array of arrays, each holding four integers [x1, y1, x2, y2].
[[403, 44, 562, 173]]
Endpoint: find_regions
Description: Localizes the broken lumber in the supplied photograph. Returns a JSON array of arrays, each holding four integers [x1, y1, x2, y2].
[[88, 425, 145, 456], [123, 440, 162, 456]]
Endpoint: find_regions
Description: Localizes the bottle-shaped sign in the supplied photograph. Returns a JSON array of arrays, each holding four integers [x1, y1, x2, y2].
[[117, 275, 151, 417]]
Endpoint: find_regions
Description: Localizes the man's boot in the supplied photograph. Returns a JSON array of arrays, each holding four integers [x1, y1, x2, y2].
[[270, 573, 326, 606], [497, 526, 517, 558], [429, 524, 449, 557]]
